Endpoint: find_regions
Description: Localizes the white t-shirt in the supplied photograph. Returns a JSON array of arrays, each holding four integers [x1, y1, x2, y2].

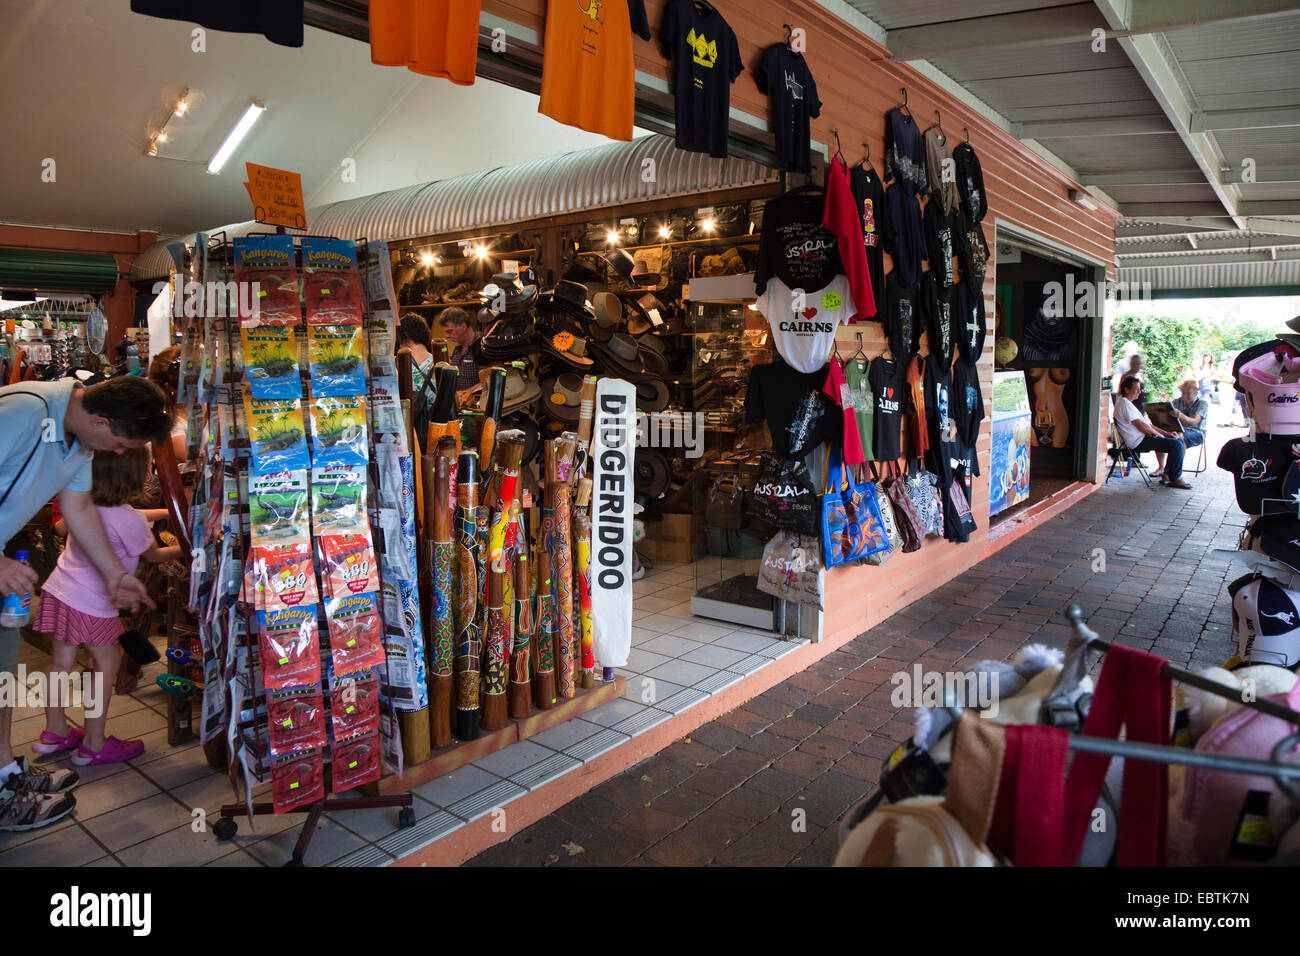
[[1113, 360, 1142, 387], [1113, 396, 1149, 448], [757, 274, 857, 374]]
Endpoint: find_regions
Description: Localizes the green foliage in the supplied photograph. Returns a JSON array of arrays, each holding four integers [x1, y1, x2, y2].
[[1111, 313, 1209, 399]]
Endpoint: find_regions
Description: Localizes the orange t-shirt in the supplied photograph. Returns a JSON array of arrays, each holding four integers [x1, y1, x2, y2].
[[369, 0, 482, 86], [539, 0, 638, 141], [907, 355, 929, 461]]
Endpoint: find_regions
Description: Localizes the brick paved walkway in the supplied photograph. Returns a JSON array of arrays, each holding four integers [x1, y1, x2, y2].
[[465, 434, 1244, 866]]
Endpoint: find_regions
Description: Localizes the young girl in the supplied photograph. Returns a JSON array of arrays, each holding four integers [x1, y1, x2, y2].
[[33, 449, 182, 765]]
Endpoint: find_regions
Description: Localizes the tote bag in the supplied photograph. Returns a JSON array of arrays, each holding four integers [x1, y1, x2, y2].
[[756, 530, 824, 610], [748, 452, 819, 536], [820, 446, 890, 569], [883, 461, 924, 553], [864, 464, 904, 567]]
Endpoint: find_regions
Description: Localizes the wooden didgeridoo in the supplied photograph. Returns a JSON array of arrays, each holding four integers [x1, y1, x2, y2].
[[577, 375, 598, 448], [574, 477, 595, 689], [427, 364, 462, 532], [479, 366, 507, 500], [547, 434, 579, 698], [428, 440, 457, 748], [532, 547, 556, 710], [481, 432, 523, 731], [454, 451, 481, 742], [508, 551, 532, 718]]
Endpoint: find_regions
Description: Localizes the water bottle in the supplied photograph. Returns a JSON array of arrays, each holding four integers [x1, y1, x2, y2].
[[0, 551, 32, 628]]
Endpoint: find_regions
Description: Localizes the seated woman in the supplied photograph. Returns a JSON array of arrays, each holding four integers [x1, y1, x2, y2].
[[1114, 375, 1191, 489], [1171, 378, 1208, 447]]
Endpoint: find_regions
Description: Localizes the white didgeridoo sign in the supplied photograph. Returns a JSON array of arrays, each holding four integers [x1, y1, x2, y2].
[[590, 378, 636, 668]]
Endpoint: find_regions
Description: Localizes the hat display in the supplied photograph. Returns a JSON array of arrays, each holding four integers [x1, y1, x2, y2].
[[631, 255, 661, 287], [589, 332, 644, 377], [591, 291, 623, 329], [501, 366, 542, 414], [480, 320, 540, 362], [540, 373, 585, 424], [635, 377, 671, 413], [634, 448, 672, 499], [536, 325, 594, 368], [479, 272, 537, 315], [537, 280, 596, 322], [605, 248, 635, 280], [636, 334, 671, 377], [624, 292, 669, 336]]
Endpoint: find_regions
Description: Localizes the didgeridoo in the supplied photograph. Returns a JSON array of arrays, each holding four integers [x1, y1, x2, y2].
[[577, 375, 598, 448], [480, 561, 511, 731], [532, 548, 556, 710], [429, 439, 457, 748], [454, 451, 481, 742], [427, 364, 462, 531], [547, 434, 579, 699], [508, 551, 532, 719], [574, 477, 595, 689], [479, 366, 507, 502]]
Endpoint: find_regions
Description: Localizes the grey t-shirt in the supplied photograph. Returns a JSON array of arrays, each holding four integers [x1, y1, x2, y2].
[[0, 379, 92, 549], [1173, 396, 1208, 429]]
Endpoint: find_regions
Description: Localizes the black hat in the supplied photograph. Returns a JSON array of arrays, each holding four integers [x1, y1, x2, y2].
[[537, 280, 596, 321], [480, 273, 537, 315], [500, 412, 541, 466], [634, 449, 672, 498], [605, 248, 635, 280], [590, 332, 644, 377], [624, 292, 669, 335], [561, 259, 604, 286], [635, 377, 671, 413], [480, 319, 540, 362], [636, 334, 671, 377], [539, 373, 585, 424]]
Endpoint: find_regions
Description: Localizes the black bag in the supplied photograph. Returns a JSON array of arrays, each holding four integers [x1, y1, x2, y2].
[[747, 452, 818, 536], [787, 389, 834, 460], [706, 477, 745, 531], [409, 367, 436, 453]]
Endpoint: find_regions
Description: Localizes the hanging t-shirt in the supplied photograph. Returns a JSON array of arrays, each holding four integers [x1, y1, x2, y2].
[[870, 356, 908, 462], [953, 142, 987, 224], [960, 218, 990, 297], [539, 0, 651, 139], [885, 271, 924, 363], [884, 108, 927, 197], [822, 356, 866, 466], [131, 0, 304, 46], [843, 355, 874, 462], [885, 183, 927, 290], [924, 351, 958, 484], [951, 352, 985, 470], [923, 127, 961, 216], [923, 273, 955, 369], [745, 358, 835, 460], [906, 354, 929, 462], [823, 157, 876, 321], [660, 0, 743, 158], [369, 0, 482, 84], [943, 466, 978, 543], [758, 275, 856, 374], [923, 198, 963, 290], [754, 190, 844, 295], [954, 281, 987, 361], [850, 164, 891, 321], [754, 45, 821, 174]]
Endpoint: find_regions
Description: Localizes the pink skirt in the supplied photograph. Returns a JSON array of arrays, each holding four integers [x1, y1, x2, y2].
[[33, 593, 123, 647]]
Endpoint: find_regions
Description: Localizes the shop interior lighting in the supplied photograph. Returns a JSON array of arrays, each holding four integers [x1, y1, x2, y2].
[[207, 100, 266, 175], [659, 225, 671, 240], [1069, 189, 1099, 211], [606, 230, 620, 245], [146, 86, 190, 157], [420, 252, 435, 267], [475, 245, 488, 260], [701, 218, 716, 233]]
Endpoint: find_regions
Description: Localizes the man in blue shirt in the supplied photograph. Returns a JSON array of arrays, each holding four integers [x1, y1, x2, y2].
[[0, 376, 170, 831], [1171, 379, 1208, 447]]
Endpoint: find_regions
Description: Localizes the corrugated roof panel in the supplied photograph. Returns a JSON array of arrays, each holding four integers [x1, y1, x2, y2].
[[1118, 259, 1300, 291], [129, 237, 190, 281], [843, 0, 1054, 30], [1166, 15, 1300, 59]]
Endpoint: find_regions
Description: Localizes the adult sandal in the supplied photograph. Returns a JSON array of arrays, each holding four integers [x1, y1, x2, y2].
[[71, 736, 145, 767]]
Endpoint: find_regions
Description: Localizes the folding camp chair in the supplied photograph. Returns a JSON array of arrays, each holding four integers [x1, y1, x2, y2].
[[1105, 421, 1155, 488]]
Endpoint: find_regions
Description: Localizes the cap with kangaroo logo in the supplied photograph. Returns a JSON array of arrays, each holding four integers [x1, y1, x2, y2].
[[1218, 436, 1300, 514], [1229, 572, 1300, 668]]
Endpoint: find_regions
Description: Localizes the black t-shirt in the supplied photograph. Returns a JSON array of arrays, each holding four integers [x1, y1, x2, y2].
[[754, 45, 821, 174], [884, 108, 927, 197], [951, 352, 985, 463], [954, 281, 986, 361], [886, 183, 927, 290], [660, 0, 743, 158], [849, 164, 891, 321], [952, 142, 987, 224], [923, 274, 955, 369], [1218, 436, 1300, 514], [745, 358, 833, 460], [924, 352, 957, 483], [869, 356, 908, 462], [885, 271, 924, 363], [754, 190, 844, 295], [923, 199, 963, 290], [131, 0, 303, 46]]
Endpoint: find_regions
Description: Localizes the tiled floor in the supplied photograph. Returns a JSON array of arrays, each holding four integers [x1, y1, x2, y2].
[[0, 558, 803, 866], [465, 427, 1247, 866]]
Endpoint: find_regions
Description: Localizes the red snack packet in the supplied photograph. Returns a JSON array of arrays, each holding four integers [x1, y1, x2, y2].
[[302, 238, 363, 326], [325, 591, 385, 677], [319, 533, 379, 600], [257, 605, 322, 691], [331, 732, 380, 793], [267, 687, 327, 758], [330, 674, 379, 740], [253, 543, 319, 612], [272, 749, 325, 813]]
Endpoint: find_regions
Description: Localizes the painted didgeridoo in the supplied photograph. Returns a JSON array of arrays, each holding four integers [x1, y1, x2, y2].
[[574, 477, 595, 689], [547, 434, 579, 699], [508, 551, 532, 719], [532, 547, 556, 710], [454, 451, 481, 742], [480, 561, 511, 731], [428, 439, 457, 748]]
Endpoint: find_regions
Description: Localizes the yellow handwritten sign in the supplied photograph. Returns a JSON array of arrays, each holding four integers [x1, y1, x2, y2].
[[244, 163, 306, 229]]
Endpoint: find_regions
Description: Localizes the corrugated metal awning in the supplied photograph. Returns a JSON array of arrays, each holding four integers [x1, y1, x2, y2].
[[129, 237, 190, 282], [308, 134, 779, 243]]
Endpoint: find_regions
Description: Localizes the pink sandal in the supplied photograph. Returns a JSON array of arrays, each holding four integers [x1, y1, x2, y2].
[[71, 736, 145, 766], [32, 728, 85, 755]]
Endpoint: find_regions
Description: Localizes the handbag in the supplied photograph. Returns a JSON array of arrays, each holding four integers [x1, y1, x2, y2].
[[787, 388, 834, 460], [905, 459, 945, 537], [820, 446, 890, 569], [747, 452, 819, 536], [882, 461, 924, 553], [756, 530, 824, 610], [863, 464, 903, 566], [705, 477, 744, 531]]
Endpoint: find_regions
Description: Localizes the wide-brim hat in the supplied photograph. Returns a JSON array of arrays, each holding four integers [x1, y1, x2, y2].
[[634, 377, 671, 413], [631, 255, 661, 287], [539, 373, 585, 424], [536, 280, 596, 322], [501, 366, 542, 414], [536, 324, 595, 368], [589, 332, 644, 377], [605, 248, 635, 281], [480, 273, 537, 315], [499, 412, 541, 466], [561, 259, 604, 286], [591, 291, 623, 329], [634, 449, 672, 498], [480, 319, 540, 362], [624, 292, 669, 336], [636, 334, 671, 377]]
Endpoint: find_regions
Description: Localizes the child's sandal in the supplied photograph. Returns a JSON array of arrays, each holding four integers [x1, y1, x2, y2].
[[31, 728, 85, 755], [71, 736, 144, 766]]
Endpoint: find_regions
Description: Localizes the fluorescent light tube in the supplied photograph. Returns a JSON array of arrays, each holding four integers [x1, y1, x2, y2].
[[208, 101, 265, 175]]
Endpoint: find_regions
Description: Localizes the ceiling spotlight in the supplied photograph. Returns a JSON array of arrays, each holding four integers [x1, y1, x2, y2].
[[155, 132, 168, 143], [420, 253, 435, 267], [476, 245, 488, 260], [659, 225, 671, 240], [175, 102, 188, 116], [627, 223, 639, 238], [702, 218, 716, 233], [606, 230, 620, 245]]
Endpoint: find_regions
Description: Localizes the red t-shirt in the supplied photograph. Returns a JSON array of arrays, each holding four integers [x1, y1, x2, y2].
[[823, 355, 866, 466], [822, 156, 877, 322]]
